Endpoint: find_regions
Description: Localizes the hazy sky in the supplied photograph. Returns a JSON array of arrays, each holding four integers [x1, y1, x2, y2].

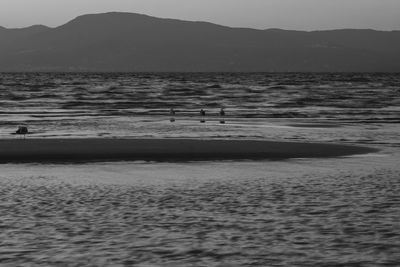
[[0, 0, 399, 30]]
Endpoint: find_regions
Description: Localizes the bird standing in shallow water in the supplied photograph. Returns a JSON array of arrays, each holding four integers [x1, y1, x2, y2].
[[219, 108, 225, 124], [16, 126, 28, 139], [200, 109, 206, 123], [170, 108, 176, 122]]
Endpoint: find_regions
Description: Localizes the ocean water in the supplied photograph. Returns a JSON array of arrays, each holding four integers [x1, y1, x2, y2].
[[0, 73, 399, 266], [0, 72, 399, 139]]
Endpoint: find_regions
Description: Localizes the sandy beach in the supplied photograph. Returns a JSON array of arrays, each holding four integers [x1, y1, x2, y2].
[[0, 138, 377, 163]]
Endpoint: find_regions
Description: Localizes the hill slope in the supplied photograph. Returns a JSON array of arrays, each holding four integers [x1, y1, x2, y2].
[[0, 12, 399, 72]]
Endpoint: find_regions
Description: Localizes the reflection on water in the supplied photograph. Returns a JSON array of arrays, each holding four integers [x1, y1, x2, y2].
[[0, 156, 399, 266]]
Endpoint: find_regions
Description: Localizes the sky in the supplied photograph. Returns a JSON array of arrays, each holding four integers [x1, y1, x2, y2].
[[0, 0, 399, 30]]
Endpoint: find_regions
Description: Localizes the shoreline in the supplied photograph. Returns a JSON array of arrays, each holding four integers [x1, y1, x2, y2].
[[0, 138, 378, 163]]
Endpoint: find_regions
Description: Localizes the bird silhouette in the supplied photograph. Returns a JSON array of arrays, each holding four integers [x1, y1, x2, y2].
[[16, 126, 28, 139]]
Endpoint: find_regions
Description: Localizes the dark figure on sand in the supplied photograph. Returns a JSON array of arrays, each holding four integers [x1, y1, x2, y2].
[[170, 108, 176, 122], [200, 109, 206, 123], [16, 126, 28, 139]]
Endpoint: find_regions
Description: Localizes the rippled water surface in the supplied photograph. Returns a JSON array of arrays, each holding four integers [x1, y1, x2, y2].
[[0, 72, 399, 139], [0, 73, 399, 266]]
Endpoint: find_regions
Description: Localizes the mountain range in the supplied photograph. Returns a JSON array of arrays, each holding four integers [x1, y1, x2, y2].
[[1, 12, 400, 72]]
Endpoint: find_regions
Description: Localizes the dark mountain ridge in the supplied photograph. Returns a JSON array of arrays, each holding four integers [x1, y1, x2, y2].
[[0, 12, 399, 72]]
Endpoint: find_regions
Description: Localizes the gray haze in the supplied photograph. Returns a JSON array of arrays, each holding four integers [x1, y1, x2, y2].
[[0, 0, 399, 30]]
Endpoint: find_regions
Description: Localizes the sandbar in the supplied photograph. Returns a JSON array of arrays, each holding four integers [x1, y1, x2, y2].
[[0, 138, 378, 163]]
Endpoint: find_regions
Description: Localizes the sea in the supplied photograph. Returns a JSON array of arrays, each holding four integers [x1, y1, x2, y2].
[[0, 72, 399, 266]]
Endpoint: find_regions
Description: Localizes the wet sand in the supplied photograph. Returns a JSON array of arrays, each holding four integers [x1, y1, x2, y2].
[[0, 138, 377, 163]]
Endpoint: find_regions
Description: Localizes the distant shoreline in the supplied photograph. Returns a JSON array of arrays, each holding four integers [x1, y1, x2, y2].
[[0, 138, 378, 163], [1, 12, 399, 72]]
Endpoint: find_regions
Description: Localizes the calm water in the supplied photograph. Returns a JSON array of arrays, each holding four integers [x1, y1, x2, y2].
[[0, 73, 399, 266]]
